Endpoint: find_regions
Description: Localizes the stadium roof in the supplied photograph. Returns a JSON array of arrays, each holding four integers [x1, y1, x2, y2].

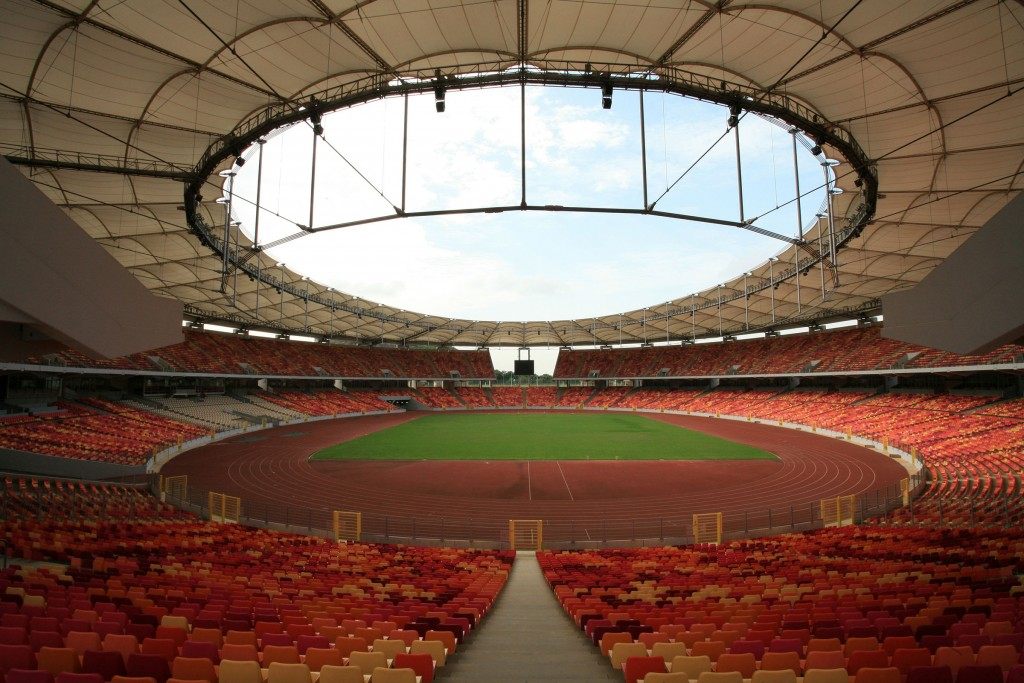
[[2, 0, 1021, 348]]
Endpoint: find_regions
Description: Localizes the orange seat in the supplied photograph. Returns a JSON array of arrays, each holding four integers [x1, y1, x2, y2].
[[36, 647, 79, 677], [65, 632, 102, 658], [333, 637, 368, 659], [140, 639, 178, 662], [302, 648, 342, 673], [891, 648, 932, 676], [690, 640, 726, 662], [223, 633, 257, 649], [601, 632, 633, 657], [761, 651, 801, 674], [171, 657, 217, 683], [189, 630, 222, 649], [847, 649, 889, 675], [853, 667, 901, 683], [715, 653, 756, 678], [804, 651, 845, 671], [424, 631, 455, 656], [807, 638, 842, 654], [260, 646, 299, 667], [219, 645, 259, 663]]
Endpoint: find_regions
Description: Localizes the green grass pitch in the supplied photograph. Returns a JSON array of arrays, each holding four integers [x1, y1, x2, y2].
[[310, 412, 775, 461]]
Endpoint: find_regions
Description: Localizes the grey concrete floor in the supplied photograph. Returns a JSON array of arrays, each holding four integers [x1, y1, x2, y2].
[[441, 550, 620, 682]]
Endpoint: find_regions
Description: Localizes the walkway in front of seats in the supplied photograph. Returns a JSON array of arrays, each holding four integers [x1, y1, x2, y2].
[[444, 550, 620, 682]]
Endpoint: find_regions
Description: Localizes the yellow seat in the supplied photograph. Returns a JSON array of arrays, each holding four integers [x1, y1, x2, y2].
[[651, 642, 688, 663], [346, 651, 388, 677], [802, 669, 851, 683], [368, 668, 416, 683], [695, 672, 743, 683], [643, 674, 689, 683], [37, 647, 80, 677], [161, 616, 190, 632], [751, 671, 798, 683], [611, 642, 648, 670], [408, 640, 445, 667], [371, 639, 406, 660], [266, 662, 311, 683], [670, 655, 712, 679], [218, 660, 263, 683], [315, 666, 364, 683]]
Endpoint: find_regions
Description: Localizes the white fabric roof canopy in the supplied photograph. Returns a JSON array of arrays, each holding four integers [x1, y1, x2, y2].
[[0, 0, 1020, 347]]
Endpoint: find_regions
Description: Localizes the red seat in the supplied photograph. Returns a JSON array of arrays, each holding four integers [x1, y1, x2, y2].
[[126, 653, 171, 683], [0, 644, 36, 675], [906, 665, 954, 683], [5, 670, 54, 683], [82, 649, 127, 680], [392, 653, 433, 683], [953, 665, 1005, 683], [848, 649, 890, 675], [622, 655, 666, 683]]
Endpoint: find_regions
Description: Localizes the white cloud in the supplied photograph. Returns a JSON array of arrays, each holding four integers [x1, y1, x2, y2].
[[227, 87, 825, 323]]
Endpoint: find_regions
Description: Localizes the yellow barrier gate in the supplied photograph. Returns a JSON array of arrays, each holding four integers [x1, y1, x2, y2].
[[821, 495, 856, 527], [208, 491, 241, 524], [333, 511, 362, 542], [692, 512, 723, 545], [509, 520, 543, 550], [161, 475, 187, 502], [901, 478, 910, 505]]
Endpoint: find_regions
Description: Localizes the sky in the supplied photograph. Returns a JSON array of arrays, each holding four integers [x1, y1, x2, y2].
[[226, 85, 828, 374]]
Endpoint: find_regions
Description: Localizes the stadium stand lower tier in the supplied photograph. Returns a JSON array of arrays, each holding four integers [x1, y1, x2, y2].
[[0, 476, 512, 682], [554, 325, 1024, 378], [0, 391, 399, 466], [582, 388, 1024, 505], [540, 525, 1024, 681], [256, 390, 394, 416], [413, 387, 463, 409], [21, 330, 494, 379], [489, 387, 524, 408], [452, 387, 494, 408], [0, 402, 209, 466]]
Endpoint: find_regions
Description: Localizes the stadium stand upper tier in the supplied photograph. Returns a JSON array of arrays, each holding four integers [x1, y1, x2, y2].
[[18, 330, 494, 379], [554, 326, 1024, 378]]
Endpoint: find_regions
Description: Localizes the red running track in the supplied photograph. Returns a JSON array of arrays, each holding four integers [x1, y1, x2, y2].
[[161, 410, 909, 546]]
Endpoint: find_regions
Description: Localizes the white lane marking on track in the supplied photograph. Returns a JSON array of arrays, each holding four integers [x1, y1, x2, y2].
[[556, 461, 575, 501], [527, 461, 532, 501]]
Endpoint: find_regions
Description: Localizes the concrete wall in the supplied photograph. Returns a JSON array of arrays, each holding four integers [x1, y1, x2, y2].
[[0, 157, 182, 362], [882, 193, 1024, 354], [0, 448, 145, 479]]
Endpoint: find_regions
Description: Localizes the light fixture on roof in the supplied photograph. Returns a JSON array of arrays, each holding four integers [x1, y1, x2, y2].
[[434, 68, 446, 113], [233, 155, 245, 167], [822, 158, 841, 167], [275, 262, 286, 268], [809, 144, 822, 156], [214, 197, 230, 204], [829, 187, 844, 195], [601, 77, 612, 109], [218, 169, 236, 178], [727, 103, 741, 128]]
